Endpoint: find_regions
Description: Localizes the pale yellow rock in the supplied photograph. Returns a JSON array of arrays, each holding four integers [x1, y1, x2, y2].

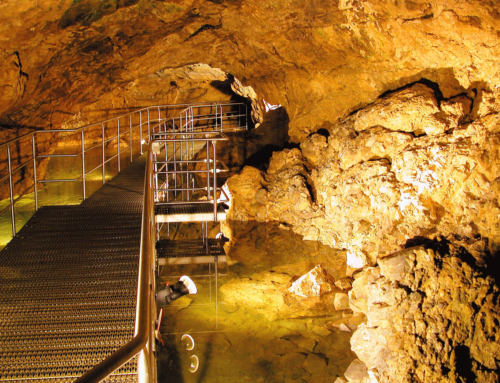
[[350, 244, 500, 383], [334, 293, 350, 311], [288, 264, 335, 298], [312, 325, 331, 337]]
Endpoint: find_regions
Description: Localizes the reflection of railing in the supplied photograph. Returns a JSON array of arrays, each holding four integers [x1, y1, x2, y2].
[[0, 101, 247, 239], [74, 147, 157, 383]]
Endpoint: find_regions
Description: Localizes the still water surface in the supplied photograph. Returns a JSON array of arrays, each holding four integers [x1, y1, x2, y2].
[[157, 221, 356, 383]]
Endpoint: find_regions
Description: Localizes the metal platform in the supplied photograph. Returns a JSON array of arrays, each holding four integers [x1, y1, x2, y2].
[[0, 156, 146, 383], [155, 203, 226, 223], [156, 238, 226, 265]]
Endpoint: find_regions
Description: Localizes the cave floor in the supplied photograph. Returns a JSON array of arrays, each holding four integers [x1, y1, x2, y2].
[[157, 221, 357, 383]]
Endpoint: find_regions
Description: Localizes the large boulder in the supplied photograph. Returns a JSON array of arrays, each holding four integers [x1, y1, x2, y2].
[[349, 243, 500, 383]]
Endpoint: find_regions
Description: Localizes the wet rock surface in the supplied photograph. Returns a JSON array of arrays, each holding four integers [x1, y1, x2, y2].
[[226, 83, 500, 265], [349, 242, 500, 383]]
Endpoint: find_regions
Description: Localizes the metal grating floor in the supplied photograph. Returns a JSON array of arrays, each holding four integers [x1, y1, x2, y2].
[[0, 156, 146, 382], [155, 203, 226, 223], [156, 239, 225, 258]]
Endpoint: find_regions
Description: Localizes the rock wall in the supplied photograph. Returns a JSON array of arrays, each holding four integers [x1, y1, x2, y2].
[[1, 0, 500, 142], [226, 83, 500, 267], [349, 242, 500, 382]]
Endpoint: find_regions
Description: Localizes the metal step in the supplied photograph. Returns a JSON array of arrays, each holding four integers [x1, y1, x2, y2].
[[155, 202, 226, 222], [156, 238, 226, 265]]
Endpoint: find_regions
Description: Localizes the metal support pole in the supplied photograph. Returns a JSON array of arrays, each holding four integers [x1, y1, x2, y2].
[[130, 115, 133, 162], [209, 261, 212, 302], [215, 104, 218, 131], [102, 123, 106, 185], [206, 142, 210, 202], [117, 118, 121, 172], [220, 105, 223, 132], [140, 111, 143, 154], [147, 109, 151, 142], [81, 130, 86, 200], [212, 141, 217, 221], [215, 256, 218, 328], [7, 145, 16, 236], [32, 134, 38, 211]]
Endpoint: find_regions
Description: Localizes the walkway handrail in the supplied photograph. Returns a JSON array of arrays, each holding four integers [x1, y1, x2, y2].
[[74, 147, 156, 383], [0, 101, 247, 238], [45, 101, 247, 134], [0, 101, 248, 381]]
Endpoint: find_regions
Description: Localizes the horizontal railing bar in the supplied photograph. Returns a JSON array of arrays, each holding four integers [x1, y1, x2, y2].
[[37, 153, 81, 158], [154, 168, 222, 175], [155, 200, 222, 206], [43, 102, 245, 134], [39, 177, 82, 183], [153, 159, 213, 165], [104, 154, 118, 164], [0, 101, 246, 150], [85, 163, 103, 176], [154, 187, 206, 192], [0, 132, 36, 150], [0, 157, 34, 182], [0, 183, 35, 217], [104, 136, 117, 145], [152, 136, 228, 143]]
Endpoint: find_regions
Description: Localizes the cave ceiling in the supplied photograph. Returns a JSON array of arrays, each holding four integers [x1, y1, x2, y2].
[[0, 0, 499, 141]]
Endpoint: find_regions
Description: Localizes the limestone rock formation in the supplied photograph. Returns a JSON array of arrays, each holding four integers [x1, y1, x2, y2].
[[349, 243, 500, 383], [2, 0, 500, 143], [289, 264, 335, 298], [226, 83, 500, 266]]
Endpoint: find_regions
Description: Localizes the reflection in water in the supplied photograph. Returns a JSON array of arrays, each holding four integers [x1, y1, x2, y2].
[[157, 221, 357, 383]]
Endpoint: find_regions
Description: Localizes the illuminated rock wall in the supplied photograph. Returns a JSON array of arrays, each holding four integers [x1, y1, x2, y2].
[[226, 83, 500, 263]]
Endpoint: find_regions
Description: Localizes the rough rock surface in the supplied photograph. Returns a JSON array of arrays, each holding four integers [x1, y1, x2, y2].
[[349, 243, 500, 383], [289, 264, 335, 298], [2, 0, 500, 143], [226, 83, 500, 265]]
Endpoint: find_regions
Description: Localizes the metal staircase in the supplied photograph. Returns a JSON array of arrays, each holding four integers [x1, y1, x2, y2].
[[0, 102, 247, 382]]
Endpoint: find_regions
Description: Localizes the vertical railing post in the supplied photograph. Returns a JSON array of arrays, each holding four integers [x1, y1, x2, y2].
[[215, 103, 218, 131], [7, 144, 16, 236], [220, 105, 223, 132], [206, 141, 210, 203], [117, 118, 121, 172], [140, 111, 143, 154], [81, 130, 86, 200], [130, 115, 133, 162], [102, 123, 106, 185], [32, 134, 38, 211], [147, 109, 151, 142], [212, 141, 217, 221]]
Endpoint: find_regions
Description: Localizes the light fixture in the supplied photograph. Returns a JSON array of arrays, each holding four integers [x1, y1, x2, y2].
[[155, 276, 197, 308]]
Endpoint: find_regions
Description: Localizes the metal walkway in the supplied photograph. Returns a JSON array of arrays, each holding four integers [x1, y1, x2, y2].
[[0, 156, 146, 383], [0, 101, 248, 382]]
